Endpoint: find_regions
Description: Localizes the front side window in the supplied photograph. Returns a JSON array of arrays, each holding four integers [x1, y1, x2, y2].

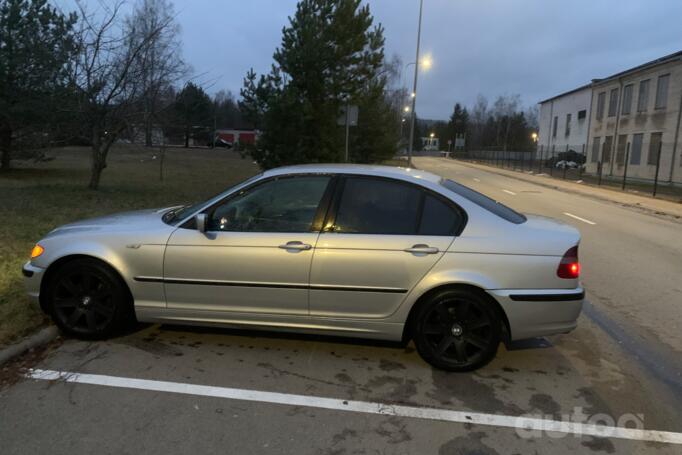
[[209, 175, 331, 232]]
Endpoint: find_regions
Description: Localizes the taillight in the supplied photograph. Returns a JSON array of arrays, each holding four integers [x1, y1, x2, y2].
[[557, 245, 580, 279]]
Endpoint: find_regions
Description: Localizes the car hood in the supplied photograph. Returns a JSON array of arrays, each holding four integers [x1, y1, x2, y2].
[[45, 207, 176, 238]]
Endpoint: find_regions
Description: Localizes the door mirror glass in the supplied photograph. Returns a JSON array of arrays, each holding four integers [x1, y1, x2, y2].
[[195, 213, 207, 233]]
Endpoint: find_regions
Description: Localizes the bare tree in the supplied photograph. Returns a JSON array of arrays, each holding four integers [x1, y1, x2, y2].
[[69, 1, 173, 189], [492, 94, 521, 151], [126, 0, 188, 147]]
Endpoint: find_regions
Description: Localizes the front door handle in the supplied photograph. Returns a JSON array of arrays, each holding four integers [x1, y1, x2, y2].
[[279, 241, 312, 251], [404, 244, 439, 254]]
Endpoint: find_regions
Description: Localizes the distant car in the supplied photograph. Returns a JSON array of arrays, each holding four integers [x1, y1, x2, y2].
[[209, 137, 233, 148], [555, 160, 579, 169], [23, 165, 583, 371]]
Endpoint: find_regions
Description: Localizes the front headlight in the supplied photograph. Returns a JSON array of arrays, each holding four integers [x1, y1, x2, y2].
[[30, 244, 44, 259]]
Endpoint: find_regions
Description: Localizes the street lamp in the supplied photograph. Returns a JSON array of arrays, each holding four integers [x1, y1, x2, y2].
[[429, 132, 435, 138], [403, 106, 411, 113], [531, 132, 538, 142], [407, 0, 425, 168]]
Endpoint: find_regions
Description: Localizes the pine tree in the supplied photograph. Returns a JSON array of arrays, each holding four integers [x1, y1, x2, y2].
[[241, 0, 389, 168]]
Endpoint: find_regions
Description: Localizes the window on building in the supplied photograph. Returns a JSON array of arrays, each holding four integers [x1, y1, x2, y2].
[[608, 88, 619, 117], [630, 133, 643, 165], [637, 79, 650, 112], [655, 74, 670, 109], [596, 92, 606, 119], [577, 110, 587, 120], [565, 113, 571, 137], [552, 116, 558, 138], [591, 137, 601, 163], [603, 136, 613, 163], [648, 132, 662, 165], [621, 84, 633, 115], [615, 134, 627, 165]]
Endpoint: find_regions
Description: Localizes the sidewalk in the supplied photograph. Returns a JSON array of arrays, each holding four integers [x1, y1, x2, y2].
[[454, 159, 682, 221]]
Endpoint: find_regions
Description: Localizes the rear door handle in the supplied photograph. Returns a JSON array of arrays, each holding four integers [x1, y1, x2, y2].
[[279, 241, 312, 251], [404, 244, 439, 254]]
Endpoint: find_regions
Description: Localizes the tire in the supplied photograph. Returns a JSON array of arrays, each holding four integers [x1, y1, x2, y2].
[[45, 258, 134, 339], [412, 288, 501, 372]]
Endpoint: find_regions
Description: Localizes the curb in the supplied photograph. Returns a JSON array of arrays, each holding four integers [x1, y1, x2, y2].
[[0, 326, 59, 366], [452, 160, 682, 222]]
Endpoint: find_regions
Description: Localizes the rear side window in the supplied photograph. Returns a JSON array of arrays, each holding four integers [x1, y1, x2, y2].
[[334, 177, 421, 234], [419, 195, 459, 235], [440, 179, 526, 224], [332, 177, 464, 235]]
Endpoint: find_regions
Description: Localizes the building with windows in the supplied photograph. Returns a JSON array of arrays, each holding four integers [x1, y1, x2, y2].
[[538, 84, 592, 157], [586, 51, 682, 183]]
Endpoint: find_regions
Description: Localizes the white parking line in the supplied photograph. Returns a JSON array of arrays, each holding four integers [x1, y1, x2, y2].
[[26, 369, 682, 445], [502, 189, 517, 196], [563, 212, 597, 225], [473, 178, 481, 182]]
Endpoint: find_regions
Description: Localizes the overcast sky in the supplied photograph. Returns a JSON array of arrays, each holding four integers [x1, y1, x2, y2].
[[68, 0, 682, 120]]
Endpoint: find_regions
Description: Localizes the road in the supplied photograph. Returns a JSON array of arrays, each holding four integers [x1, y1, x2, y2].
[[1, 157, 681, 454]]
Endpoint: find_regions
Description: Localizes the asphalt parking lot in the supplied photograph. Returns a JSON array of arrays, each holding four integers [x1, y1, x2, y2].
[[1, 314, 680, 454]]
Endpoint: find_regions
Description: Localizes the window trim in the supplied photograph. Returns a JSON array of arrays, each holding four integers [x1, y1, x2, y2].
[[322, 174, 468, 237], [179, 173, 337, 233]]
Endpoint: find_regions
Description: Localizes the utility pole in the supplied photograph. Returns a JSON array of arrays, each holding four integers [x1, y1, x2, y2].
[[407, 0, 424, 168], [344, 99, 350, 162]]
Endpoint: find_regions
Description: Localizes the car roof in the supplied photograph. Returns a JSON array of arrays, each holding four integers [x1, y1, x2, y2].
[[262, 163, 443, 185]]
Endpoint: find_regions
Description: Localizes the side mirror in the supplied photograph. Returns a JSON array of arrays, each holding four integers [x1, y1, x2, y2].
[[195, 213, 207, 233]]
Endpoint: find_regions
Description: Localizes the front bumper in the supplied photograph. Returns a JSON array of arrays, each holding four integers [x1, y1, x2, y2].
[[23, 261, 46, 304], [490, 288, 584, 341]]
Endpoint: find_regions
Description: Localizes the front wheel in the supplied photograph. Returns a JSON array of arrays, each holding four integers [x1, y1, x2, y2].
[[413, 288, 501, 372], [45, 258, 134, 339]]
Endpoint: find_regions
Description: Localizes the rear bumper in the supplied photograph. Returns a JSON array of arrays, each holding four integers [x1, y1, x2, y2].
[[23, 261, 45, 305], [489, 288, 584, 340]]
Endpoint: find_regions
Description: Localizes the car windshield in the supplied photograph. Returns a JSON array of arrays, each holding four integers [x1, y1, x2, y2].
[[440, 178, 526, 224], [162, 173, 263, 225]]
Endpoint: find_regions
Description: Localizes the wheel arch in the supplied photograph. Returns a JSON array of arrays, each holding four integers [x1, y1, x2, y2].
[[401, 283, 511, 344], [39, 254, 134, 314]]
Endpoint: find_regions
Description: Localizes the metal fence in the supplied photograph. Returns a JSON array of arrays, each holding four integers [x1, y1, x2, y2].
[[454, 142, 682, 200]]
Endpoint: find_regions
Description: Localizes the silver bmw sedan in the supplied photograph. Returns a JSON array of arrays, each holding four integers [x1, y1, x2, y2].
[[23, 164, 583, 371]]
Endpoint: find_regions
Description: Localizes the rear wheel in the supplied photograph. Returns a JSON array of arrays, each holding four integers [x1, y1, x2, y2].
[[413, 288, 501, 372], [45, 258, 133, 339]]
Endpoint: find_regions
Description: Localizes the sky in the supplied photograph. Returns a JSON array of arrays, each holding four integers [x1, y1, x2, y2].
[[65, 0, 682, 120]]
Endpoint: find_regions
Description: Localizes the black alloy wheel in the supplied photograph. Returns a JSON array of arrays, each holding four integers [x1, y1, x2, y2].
[[413, 288, 501, 372], [47, 259, 132, 339]]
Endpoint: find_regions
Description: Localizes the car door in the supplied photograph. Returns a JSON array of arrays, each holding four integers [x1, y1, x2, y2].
[[309, 175, 466, 319], [163, 174, 333, 315]]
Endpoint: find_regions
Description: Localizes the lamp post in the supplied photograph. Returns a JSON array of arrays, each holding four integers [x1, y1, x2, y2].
[[407, 0, 424, 168]]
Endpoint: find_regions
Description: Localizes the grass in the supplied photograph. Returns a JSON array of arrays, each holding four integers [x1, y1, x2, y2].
[[0, 144, 260, 347]]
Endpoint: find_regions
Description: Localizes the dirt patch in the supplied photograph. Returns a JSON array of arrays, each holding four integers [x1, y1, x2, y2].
[[0, 337, 62, 390]]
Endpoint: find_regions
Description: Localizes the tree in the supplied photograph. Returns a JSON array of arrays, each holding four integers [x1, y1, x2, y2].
[[174, 82, 212, 147], [241, 0, 387, 168], [126, 0, 188, 147], [214, 90, 243, 129], [448, 103, 469, 149], [69, 1, 174, 189], [0, 0, 76, 170]]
